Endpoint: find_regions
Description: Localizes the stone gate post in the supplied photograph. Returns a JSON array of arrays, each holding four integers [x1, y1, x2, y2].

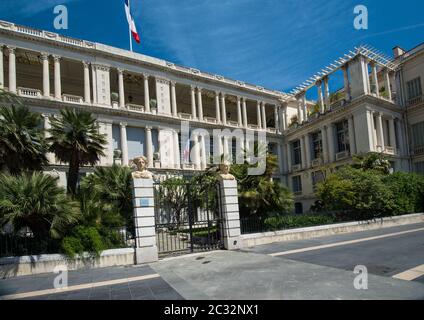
[[219, 179, 242, 250], [132, 177, 159, 265]]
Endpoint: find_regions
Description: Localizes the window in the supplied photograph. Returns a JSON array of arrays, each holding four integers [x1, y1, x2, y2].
[[407, 77, 422, 100], [335, 120, 350, 153], [415, 162, 424, 175], [294, 203, 303, 215], [311, 132, 323, 159], [209, 136, 214, 159], [412, 121, 424, 148], [291, 140, 302, 165], [312, 171, 325, 188], [292, 175, 302, 193], [231, 139, 237, 164]]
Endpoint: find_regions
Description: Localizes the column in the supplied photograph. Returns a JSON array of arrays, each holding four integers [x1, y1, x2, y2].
[[370, 112, 377, 151], [301, 136, 307, 169], [118, 68, 125, 108], [236, 97, 242, 126], [342, 64, 351, 100], [83, 61, 91, 103], [91, 65, 97, 104], [256, 101, 262, 128], [302, 94, 308, 122], [324, 77, 330, 107], [304, 134, 311, 169], [261, 102, 267, 130], [274, 105, 279, 131], [43, 114, 55, 164], [242, 98, 248, 128], [191, 86, 197, 120], [173, 131, 181, 169], [286, 143, 292, 172], [384, 70, 392, 101], [221, 93, 227, 125], [120, 122, 129, 166], [215, 91, 221, 123], [53, 55, 61, 100], [171, 81, 178, 117], [143, 74, 150, 112], [145, 126, 153, 167], [376, 112, 385, 151], [321, 126, 329, 163], [7, 47, 16, 93], [327, 124, 336, 162], [0, 46, 3, 89], [317, 80, 324, 113], [41, 53, 50, 98], [389, 117, 397, 151], [297, 98, 302, 123], [223, 136, 230, 161], [282, 107, 288, 131], [371, 63, 379, 96], [193, 133, 201, 170], [197, 87, 204, 121], [277, 143, 284, 174], [200, 134, 207, 170], [348, 116, 357, 155]]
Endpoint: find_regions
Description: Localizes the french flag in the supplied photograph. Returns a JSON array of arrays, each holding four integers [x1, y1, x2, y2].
[[124, 0, 140, 44]]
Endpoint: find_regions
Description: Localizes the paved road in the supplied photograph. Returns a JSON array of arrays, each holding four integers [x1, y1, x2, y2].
[[243, 222, 424, 280], [1, 222, 423, 300]]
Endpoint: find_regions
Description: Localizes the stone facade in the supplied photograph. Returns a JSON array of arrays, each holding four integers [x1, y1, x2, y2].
[[0, 20, 423, 213]]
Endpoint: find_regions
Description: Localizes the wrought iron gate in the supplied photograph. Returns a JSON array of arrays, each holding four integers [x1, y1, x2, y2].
[[154, 180, 224, 256]]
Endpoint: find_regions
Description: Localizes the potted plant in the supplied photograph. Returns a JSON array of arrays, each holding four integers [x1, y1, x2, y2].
[[289, 115, 299, 128], [111, 92, 119, 108], [113, 149, 122, 165], [153, 152, 161, 168], [150, 99, 157, 114]]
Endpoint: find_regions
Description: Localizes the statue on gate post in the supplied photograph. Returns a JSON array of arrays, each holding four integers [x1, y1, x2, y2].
[[131, 155, 153, 179], [218, 162, 235, 181]]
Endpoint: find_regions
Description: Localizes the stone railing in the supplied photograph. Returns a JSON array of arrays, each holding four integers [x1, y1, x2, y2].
[[63, 94, 83, 104], [408, 95, 423, 107], [228, 120, 239, 127], [204, 117, 217, 124], [127, 104, 144, 113], [248, 124, 261, 130], [17, 87, 42, 98], [311, 158, 322, 168], [384, 146, 396, 155], [414, 145, 424, 155], [336, 151, 349, 161], [178, 112, 192, 120], [291, 164, 302, 172]]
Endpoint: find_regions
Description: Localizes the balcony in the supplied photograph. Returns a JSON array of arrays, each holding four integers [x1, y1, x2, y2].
[[126, 104, 145, 113], [17, 87, 42, 98], [414, 145, 424, 155], [291, 164, 302, 172], [63, 94, 83, 104], [311, 158, 322, 168], [407, 95, 423, 107], [384, 146, 396, 155], [204, 116, 217, 124], [336, 151, 349, 161], [178, 112, 192, 120]]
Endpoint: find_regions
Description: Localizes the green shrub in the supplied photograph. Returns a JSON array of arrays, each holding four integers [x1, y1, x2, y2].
[[61, 226, 105, 258], [264, 214, 336, 231]]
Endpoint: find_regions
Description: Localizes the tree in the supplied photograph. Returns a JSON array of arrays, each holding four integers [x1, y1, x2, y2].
[[0, 172, 80, 239], [230, 144, 294, 216], [315, 167, 396, 220], [156, 177, 188, 229], [48, 108, 107, 195], [79, 165, 133, 230], [383, 172, 424, 214], [0, 105, 48, 173], [352, 152, 391, 175]]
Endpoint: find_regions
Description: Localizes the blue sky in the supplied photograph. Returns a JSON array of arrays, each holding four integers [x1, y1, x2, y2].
[[1, 0, 423, 94]]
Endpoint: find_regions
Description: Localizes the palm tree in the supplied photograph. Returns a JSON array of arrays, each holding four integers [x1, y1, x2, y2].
[[79, 165, 133, 229], [0, 172, 80, 239], [48, 108, 107, 195], [352, 152, 391, 175], [0, 105, 48, 173]]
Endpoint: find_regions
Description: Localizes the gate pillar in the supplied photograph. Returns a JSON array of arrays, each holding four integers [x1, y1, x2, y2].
[[132, 178, 159, 264], [219, 179, 242, 250]]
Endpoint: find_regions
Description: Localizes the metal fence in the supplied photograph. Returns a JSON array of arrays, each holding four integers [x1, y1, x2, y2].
[[0, 233, 60, 258]]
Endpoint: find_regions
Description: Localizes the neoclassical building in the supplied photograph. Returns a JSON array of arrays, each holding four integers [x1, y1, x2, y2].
[[0, 20, 423, 213]]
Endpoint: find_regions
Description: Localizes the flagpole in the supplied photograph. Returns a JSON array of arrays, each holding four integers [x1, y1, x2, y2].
[[128, 0, 133, 52]]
